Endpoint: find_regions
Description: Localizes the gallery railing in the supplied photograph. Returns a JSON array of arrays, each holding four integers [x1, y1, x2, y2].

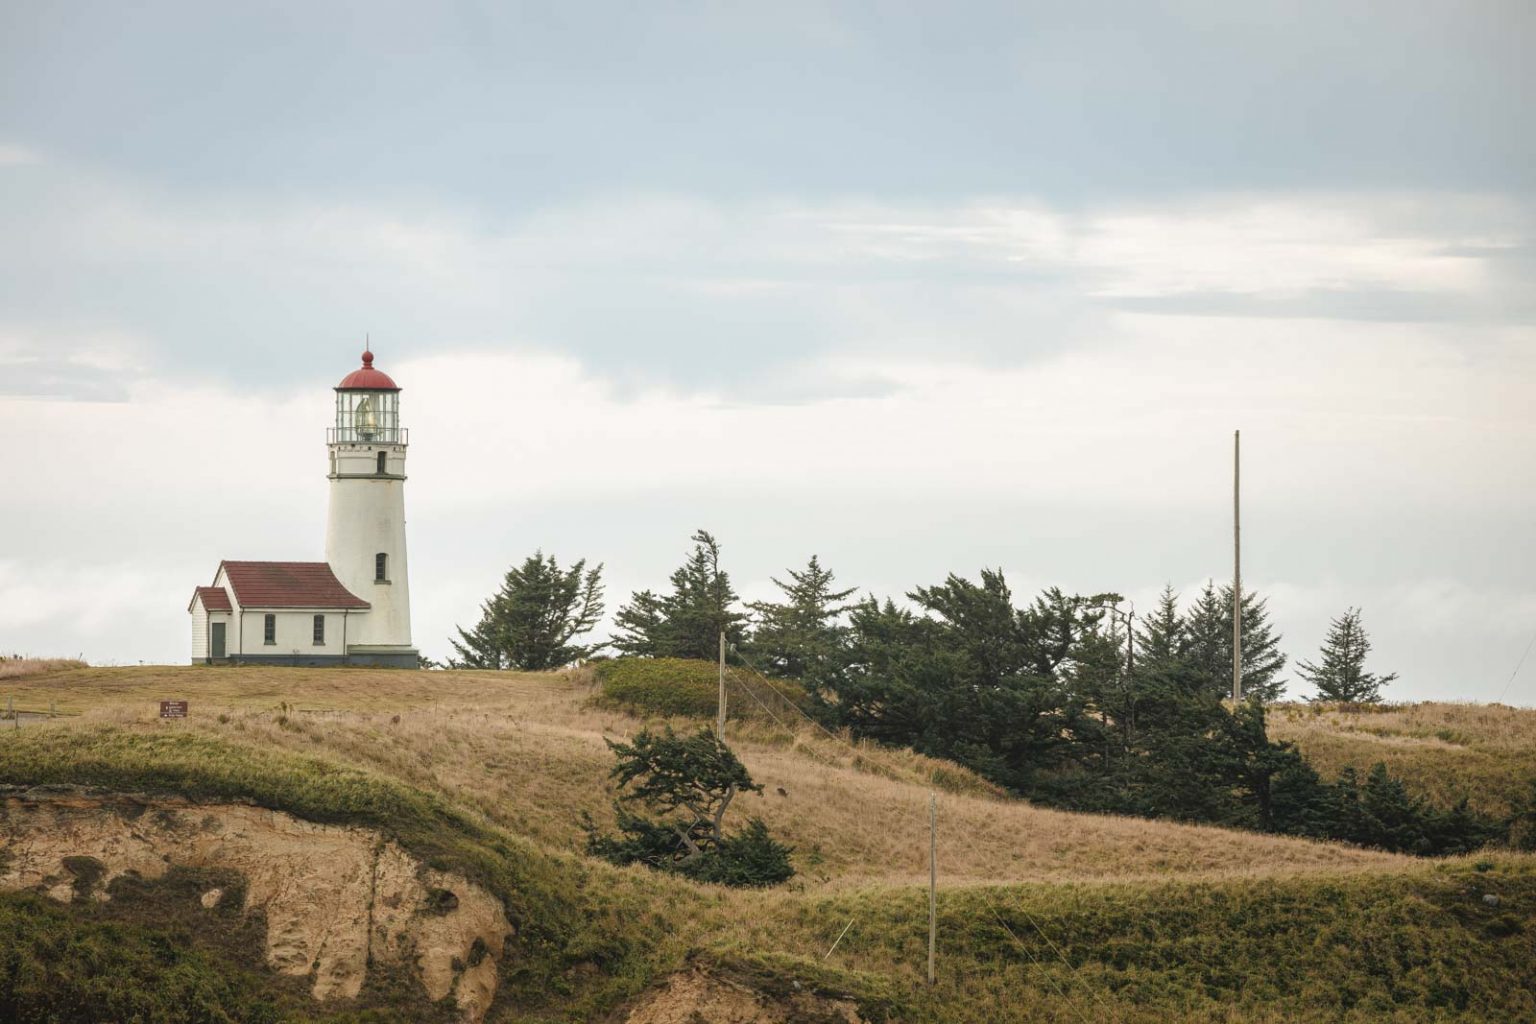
[[327, 427, 409, 444]]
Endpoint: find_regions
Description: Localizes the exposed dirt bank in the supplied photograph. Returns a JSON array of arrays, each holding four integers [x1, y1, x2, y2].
[[0, 788, 513, 1023], [622, 966, 868, 1024]]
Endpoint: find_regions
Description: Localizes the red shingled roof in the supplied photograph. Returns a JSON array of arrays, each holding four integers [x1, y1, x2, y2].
[[218, 561, 370, 610], [189, 586, 232, 613]]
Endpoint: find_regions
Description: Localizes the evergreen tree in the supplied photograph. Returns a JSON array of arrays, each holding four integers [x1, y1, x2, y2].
[[826, 573, 1108, 794], [611, 530, 747, 660], [1220, 698, 1333, 834], [1136, 585, 1186, 667], [796, 569, 1499, 857], [1298, 607, 1397, 703], [834, 596, 950, 746], [1183, 581, 1288, 701], [1090, 657, 1238, 823], [744, 555, 856, 693], [448, 552, 604, 670], [609, 590, 670, 658], [1354, 762, 1432, 854]]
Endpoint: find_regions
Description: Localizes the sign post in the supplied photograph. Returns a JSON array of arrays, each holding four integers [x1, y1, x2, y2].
[[159, 700, 188, 720]]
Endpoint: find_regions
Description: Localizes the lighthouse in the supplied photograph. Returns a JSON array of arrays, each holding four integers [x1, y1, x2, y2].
[[324, 348, 417, 664], [186, 349, 419, 667]]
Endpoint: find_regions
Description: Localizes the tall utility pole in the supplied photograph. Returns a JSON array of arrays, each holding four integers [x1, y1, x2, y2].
[[1232, 430, 1243, 702], [716, 630, 727, 740]]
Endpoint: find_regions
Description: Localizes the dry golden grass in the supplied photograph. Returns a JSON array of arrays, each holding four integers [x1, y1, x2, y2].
[[6, 665, 1536, 1023], [1270, 701, 1536, 816], [0, 656, 88, 681], [14, 665, 1413, 889]]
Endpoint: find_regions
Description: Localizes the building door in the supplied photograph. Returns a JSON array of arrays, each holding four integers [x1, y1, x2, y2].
[[211, 622, 226, 660]]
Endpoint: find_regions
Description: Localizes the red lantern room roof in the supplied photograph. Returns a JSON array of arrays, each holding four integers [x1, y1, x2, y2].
[[336, 349, 400, 391]]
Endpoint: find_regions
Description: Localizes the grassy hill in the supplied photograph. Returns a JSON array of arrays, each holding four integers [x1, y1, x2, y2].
[[1270, 701, 1536, 818], [1, 661, 1533, 1022]]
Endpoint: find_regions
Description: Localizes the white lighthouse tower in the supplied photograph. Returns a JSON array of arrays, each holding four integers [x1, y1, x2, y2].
[[323, 348, 419, 667]]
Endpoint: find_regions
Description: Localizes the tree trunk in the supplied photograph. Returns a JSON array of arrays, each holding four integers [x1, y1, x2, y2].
[[710, 785, 736, 844]]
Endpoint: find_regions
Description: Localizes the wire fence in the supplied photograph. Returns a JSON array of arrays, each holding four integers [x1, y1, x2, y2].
[[0, 697, 80, 729], [718, 643, 1122, 1015]]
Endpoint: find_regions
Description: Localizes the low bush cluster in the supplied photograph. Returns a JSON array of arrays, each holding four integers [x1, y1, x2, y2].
[[593, 657, 806, 721], [584, 727, 795, 888]]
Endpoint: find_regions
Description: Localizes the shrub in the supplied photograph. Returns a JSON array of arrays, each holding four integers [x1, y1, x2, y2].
[[584, 727, 795, 888], [593, 657, 807, 722], [687, 818, 795, 888]]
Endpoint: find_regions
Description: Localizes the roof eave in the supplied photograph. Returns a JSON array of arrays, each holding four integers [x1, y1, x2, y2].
[[234, 603, 371, 612]]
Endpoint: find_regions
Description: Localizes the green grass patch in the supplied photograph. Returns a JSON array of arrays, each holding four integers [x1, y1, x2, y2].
[[760, 859, 1536, 1022], [593, 657, 808, 722], [0, 885, 291, 1024]]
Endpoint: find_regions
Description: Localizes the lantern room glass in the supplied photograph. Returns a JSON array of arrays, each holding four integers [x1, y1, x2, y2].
[[335, 390, 400, 442]]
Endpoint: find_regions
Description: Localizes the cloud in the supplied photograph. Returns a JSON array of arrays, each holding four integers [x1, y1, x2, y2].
[[2, 3, 1531, 703], [819, 195, 1528, 317], [0, 166, 1529, 401], [0, 328, 149, 401], [2, 336, 1532, 704]]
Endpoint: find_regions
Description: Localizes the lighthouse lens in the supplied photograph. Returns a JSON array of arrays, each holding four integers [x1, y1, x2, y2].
[[355, 396, 377, 440]]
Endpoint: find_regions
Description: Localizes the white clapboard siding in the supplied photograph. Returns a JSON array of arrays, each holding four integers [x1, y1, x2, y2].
[[190, 596, 209, 661]]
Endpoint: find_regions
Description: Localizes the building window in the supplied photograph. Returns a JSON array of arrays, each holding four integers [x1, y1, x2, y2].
[[263, 614, 276, 645], [313, 614, 325, 646], [375, 552, 388, 582], [376, 451, 387, 475]]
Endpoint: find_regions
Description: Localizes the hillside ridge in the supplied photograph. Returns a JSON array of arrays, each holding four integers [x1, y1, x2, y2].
[[1, 664, 1533, 1022]]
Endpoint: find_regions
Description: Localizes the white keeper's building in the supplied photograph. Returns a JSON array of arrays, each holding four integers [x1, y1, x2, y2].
[[187, 349, 419, 668]]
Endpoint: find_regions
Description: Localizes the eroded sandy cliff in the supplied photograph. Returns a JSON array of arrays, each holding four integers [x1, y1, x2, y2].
[[0, 789, 513, 1023]]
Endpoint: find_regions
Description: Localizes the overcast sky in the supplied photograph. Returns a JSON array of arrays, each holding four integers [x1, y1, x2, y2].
[[2, 1, 1533, 703]]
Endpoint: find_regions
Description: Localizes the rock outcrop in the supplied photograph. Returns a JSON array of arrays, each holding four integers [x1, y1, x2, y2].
[[0, 789, 513, 1023]]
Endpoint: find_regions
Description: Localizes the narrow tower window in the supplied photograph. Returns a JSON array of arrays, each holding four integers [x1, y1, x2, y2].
[[376, 553, 388, 582], [313, 615, 326, 645], [376, 450, 388, 475], [263, 614, 276, 645]]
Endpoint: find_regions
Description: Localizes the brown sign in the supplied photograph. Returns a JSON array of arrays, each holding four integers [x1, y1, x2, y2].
[[159, 700, 188, 719]]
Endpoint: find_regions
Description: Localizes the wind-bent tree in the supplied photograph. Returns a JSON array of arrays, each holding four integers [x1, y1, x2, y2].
[[1298, 607, 1397, 703], [745, 554, 856, 693], [1183, 581, 1288, 701], [584, 727, 794, 886], [611, 529, 746, 659], [449, 552, 605, 670]]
